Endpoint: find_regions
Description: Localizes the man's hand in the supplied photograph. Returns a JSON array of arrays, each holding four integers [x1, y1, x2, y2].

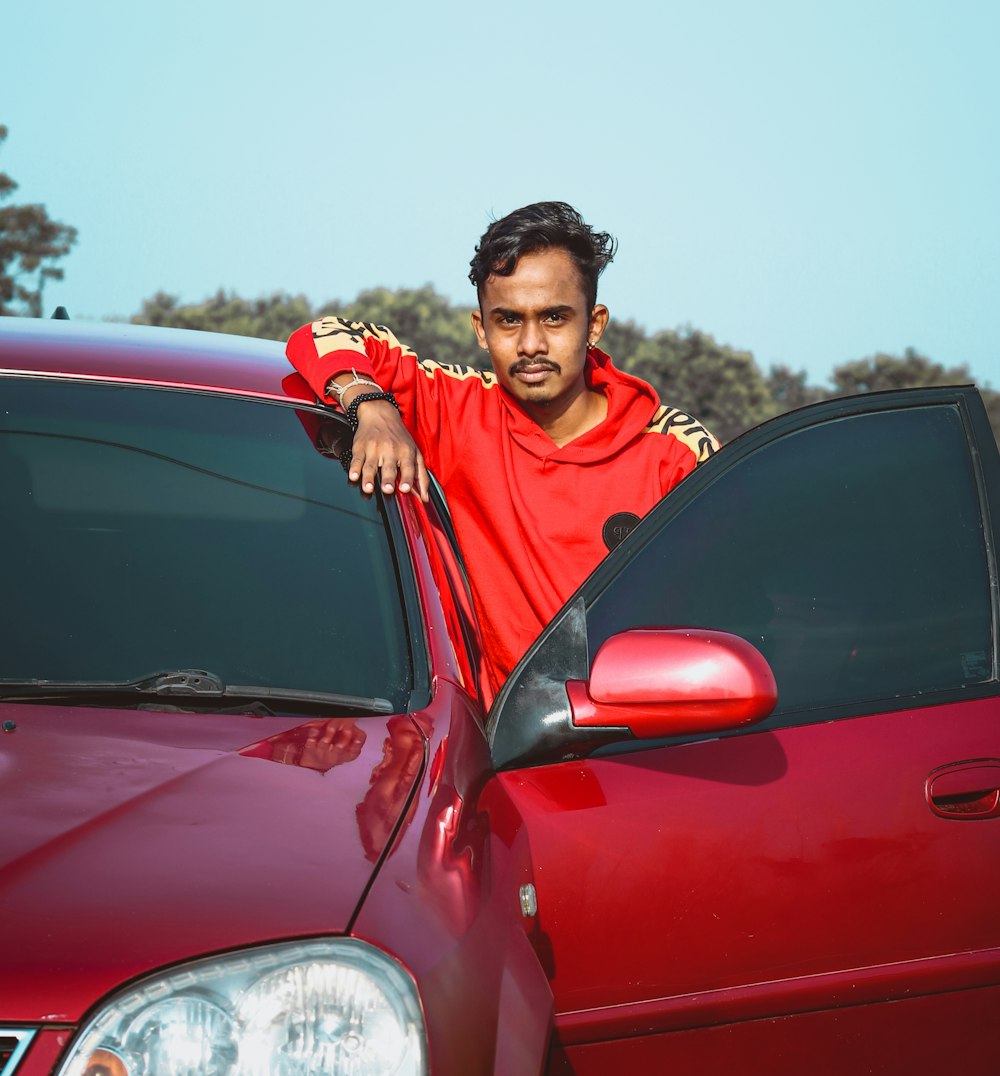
[[348, 398, 430, 500]]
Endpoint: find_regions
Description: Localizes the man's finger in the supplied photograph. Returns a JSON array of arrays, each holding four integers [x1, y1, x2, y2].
[[361, 455, 380, 495], [380, 456, 399, 495], [416, 457, 431, 503], [397, 454, 416, 495]]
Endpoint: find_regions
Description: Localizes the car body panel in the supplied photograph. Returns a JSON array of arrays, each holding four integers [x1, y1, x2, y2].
[[501, 696, 1000, 1028], [0, 316, 313, 402], [547, 983, 1000, 1075], [351, 686, 552, 1075], [0, 702, 429, 1023]]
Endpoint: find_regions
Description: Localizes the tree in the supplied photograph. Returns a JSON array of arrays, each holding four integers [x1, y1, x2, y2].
[[764, 350, 999, 445], [621, 328, 778, 443], [598, 317, 649, 368], [133, 289, 314, 342], [830, 348, 975, 395], [830, 348, 999, 445], [0, 126, 78, 317], [765, 364, 828, 411], [133, 283, 483, 368]]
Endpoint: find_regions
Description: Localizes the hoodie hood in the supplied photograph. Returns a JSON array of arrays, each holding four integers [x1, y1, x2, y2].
[[0, 703, 425, 1022]]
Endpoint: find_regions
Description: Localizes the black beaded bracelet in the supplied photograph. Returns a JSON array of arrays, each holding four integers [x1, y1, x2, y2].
[[343, 390, 399, 432]]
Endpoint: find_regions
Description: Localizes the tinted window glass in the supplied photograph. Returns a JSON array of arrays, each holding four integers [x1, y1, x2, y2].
[[1, 379, 411, 709], [587, 405, 992, 718]]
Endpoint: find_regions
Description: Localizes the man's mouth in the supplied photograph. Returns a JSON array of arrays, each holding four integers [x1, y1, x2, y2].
[[510, 362, 559, 384]]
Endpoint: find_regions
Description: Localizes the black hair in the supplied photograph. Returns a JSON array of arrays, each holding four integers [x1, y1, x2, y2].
[[468, 201, 617, 310]]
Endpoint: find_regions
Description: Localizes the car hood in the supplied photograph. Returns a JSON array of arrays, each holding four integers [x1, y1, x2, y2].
[[0, 702, 426, 1022]]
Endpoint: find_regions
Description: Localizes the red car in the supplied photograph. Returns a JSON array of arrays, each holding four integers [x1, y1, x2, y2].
[[1, 316, 998, 1076]]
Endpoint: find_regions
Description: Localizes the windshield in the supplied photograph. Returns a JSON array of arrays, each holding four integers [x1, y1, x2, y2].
[[0, 378, 411, 712]]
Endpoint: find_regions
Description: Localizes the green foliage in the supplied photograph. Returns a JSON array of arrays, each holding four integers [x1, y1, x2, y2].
[[620, 328, 778, 443], [830, 347, 974, 394], [829, 347, 999, 445], [0, 126, 78, 317], [133, 289, 314, 341], [131, 284, 999, 445], [765, 364, 828, 411], [598, 317, 648, 367]]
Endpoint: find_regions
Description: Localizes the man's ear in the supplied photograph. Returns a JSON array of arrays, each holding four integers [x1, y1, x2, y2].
[[471, 310, 489, 350], [588, 304, 610, 346]]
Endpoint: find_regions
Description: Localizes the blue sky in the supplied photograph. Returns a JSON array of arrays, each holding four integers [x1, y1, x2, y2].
[[4, 0, 998, 388]]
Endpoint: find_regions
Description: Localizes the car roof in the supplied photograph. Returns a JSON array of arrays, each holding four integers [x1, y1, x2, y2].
[[0, 316, 316, 404]]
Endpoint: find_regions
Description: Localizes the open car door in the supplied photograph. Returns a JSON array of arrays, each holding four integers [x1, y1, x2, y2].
[[487, 386, 1000, 1074]]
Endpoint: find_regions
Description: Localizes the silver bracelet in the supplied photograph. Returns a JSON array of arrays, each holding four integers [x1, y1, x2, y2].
[[328, 368, 382, 405]]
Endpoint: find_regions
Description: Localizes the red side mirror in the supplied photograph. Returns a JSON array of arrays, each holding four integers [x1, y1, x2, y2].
[[567, 628, 777, 739]]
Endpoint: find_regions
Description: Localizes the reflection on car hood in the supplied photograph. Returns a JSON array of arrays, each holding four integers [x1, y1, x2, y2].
[[0, 702, 425, 1023]]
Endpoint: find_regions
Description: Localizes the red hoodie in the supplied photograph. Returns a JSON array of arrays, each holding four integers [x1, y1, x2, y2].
[[287, 318, 717, 694]]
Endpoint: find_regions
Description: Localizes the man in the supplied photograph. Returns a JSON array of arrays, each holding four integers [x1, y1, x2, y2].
[[287, 201, 716, 695]]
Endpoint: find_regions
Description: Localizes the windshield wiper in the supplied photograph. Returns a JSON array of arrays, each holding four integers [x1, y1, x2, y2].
[[0, 669, 394, 714]]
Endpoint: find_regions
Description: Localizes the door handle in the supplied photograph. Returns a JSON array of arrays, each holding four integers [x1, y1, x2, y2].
[[926, 761, 1000, 820]]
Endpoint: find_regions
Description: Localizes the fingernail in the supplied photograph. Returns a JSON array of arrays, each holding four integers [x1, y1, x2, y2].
[[399, 482, 410, 492]]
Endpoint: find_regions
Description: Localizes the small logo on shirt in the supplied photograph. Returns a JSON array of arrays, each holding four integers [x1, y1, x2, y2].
[[602, 512, 641, 551]]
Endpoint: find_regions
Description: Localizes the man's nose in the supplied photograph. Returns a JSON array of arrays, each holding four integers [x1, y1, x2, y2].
[[517, 320, 547, 357]]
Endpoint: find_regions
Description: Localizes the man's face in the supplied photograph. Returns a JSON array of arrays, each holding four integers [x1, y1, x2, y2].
[[471, 247, 608, 414]]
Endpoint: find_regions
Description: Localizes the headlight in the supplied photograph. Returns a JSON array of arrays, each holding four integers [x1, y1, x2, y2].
[[56, 939, 426, 1076]]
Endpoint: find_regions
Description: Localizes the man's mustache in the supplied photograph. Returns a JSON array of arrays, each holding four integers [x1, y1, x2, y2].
[[509, 360, 560, 375]]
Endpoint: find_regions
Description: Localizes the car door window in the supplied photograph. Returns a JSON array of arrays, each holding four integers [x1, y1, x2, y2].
[[586, 402, 993, 724]]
